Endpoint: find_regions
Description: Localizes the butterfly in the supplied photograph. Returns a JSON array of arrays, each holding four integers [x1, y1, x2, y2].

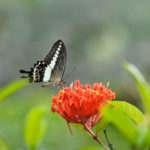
[[19, 40, 67, 87]]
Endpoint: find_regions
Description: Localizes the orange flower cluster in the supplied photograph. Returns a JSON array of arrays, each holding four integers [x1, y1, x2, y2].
[[51, 80, 115, 128]]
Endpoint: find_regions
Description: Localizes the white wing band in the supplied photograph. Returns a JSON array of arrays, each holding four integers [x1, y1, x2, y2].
[[43, 42, 62, 82]]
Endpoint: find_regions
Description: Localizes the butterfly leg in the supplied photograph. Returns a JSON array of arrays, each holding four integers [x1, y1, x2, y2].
[[42, 82, 54, 88]]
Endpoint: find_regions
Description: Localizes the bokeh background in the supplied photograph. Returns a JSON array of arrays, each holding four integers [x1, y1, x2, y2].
[[0, 0, 150, 149]]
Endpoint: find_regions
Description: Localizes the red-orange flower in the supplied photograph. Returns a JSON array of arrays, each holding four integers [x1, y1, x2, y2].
[[51, 80, 115, 129]]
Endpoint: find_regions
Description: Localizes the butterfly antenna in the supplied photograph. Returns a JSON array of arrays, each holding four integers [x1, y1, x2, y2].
[[64, 67, 76, 80]]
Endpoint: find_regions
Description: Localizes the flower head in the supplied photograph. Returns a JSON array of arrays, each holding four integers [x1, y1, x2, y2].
[[51, 80, 115, 130]]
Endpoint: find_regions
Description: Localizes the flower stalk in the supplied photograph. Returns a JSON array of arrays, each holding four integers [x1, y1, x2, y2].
[[83, 123, 108, 150]]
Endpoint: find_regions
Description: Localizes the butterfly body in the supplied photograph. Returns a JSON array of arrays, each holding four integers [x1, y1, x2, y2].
[[20, 40, 67, 87]]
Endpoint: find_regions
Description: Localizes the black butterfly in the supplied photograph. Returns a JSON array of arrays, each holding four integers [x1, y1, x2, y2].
[[19, 40, 67, 87]]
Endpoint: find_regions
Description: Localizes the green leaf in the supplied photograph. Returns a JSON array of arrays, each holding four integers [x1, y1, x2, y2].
[[70, 123, 90, 135], [96, 116, 110, 134], [0, 136, 9, 150], [137, 125, 150, 150], [0, 79, 29, 102], [109, 101, 144, 124], [123, 62, 150, 114], [24, 105, 47, 150], [103, 106, 139, 146], [96, 101, 144, 135]]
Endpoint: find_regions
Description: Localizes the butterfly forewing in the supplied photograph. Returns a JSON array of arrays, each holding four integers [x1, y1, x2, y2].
[[49, 41, 67, 84], [43, 40, 66, 83]]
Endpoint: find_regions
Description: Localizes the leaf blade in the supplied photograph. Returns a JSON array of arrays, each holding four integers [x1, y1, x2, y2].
[[70, 123, 90, 135], [24, 105, 47, 150], [0, 79, 29, 102], [96, 116, 110, 134], [109, 101, 144, 124], [103, 106, 139, 146], [123, 62, 150, 114]]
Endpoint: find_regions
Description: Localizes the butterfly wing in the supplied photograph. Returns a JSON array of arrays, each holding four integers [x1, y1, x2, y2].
[[49, 40, 67, 84], [43, 40, 67, 84]]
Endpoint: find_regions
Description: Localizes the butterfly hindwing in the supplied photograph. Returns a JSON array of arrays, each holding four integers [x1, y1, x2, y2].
[[31, 61, 47, 82]]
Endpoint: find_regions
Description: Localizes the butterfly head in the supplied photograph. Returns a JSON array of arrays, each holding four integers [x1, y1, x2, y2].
[[54, 79, 66, 86], [59, 80, 66, 85]]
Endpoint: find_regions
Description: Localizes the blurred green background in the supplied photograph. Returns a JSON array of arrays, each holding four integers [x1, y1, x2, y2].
[[0, 0, 150, 149]]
